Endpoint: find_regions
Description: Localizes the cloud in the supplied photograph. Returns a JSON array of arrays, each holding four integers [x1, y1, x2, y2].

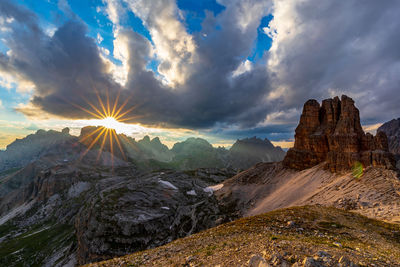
[[232, 59, 252, 78], [123, 0, 197, 86], [0, 0, 274, 130], [266, 0, 400, 124], [1, 0, 399, 143]]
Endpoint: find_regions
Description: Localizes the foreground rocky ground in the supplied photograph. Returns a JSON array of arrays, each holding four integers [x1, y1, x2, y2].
[[216, 162, 400, 223], [0, 159, 236, 266], [85, 205, 400, 266]]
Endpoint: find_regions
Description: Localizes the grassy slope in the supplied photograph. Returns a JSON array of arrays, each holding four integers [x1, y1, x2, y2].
[[0, 221, 74, 267], [86, 205, 400, 267]]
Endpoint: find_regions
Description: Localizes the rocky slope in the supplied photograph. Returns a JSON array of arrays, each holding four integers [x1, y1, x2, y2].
[[0, 148, 236, 266], [216, 162, 400, 222], [85, 205, 400, 267], [283, 95, 395, 172], [217, 96, 399, 223]]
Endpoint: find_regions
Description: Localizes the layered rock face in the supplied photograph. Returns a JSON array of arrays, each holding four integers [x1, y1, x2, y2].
[[75, 170, 230, 264], [283, 95, 395, 172]]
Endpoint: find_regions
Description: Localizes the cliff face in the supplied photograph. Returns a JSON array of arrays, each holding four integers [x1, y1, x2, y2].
[[283, 95, 395, 172]]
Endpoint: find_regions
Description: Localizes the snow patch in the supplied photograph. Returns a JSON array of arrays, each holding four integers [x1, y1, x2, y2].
[[159, 180, 178, 190], [186, 190, 197, 196], [161, 206, 170, 210]]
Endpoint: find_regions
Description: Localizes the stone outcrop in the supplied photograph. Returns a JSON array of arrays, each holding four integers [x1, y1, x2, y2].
[[74, 169, 233, 264], [283, 95, 395, 172]]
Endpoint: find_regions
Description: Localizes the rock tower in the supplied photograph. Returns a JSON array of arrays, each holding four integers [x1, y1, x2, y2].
[[283, 95, 395, 172]]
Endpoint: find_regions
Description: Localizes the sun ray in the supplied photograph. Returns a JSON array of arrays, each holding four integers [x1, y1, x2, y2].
[[82, 96, 106, 119], [97, 129, 109, 161], [80, 127, 107, 159], [112, 129, 126, 160], [93, 86, 109, 117], [79, 126, 103, 144], [63, 98, 104, 120], [113, 95, 133, 119], [110, 90, 121, 118], [114, 105, 138, 121], [118, 114, 144, 122], [119, 134, 141, 153], [109, 128, 114, 168], [66, 86, 140, 165], [106, 88, 111, 117]]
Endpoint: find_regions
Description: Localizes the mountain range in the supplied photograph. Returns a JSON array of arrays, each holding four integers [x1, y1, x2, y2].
[[0, 95, 399, 266], [0, 127, 285, 174]]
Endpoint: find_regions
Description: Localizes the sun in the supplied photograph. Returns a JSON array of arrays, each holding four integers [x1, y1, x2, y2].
[[69, 87, 142, 166], [100, 116, 121, 130]]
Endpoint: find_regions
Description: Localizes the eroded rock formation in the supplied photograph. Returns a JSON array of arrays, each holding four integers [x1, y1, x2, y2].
[[283, 95, 395, 172]]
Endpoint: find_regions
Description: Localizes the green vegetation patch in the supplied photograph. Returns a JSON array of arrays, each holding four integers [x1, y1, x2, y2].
[[0, 222, 75, 267]]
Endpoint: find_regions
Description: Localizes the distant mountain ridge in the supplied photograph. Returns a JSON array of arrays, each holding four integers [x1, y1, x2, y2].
[[0, 126, 285, 173], [0, 128, 76, 173], [378, 118, 400, 155], [378, 118, 400, 168], [229, 136, 285, 169]]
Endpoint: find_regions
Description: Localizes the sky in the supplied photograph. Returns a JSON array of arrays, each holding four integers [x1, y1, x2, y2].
[[0, 0, 399, 149]]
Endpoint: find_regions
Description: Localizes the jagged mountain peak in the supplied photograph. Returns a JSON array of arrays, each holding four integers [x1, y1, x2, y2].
[[378, 118, 400, 168], [283, 95, 395, 172]]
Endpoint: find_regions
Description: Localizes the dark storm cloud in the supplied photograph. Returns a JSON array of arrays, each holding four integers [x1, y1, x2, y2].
[[267, 0, 400, 124], [1, 0, 400, 141], [115, 0, 275, 128], [0, 1, 122, 119], [0, 0, 274, 130]]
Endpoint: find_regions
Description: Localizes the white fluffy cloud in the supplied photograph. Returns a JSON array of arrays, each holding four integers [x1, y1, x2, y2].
[[122, 0, 197, 86], [217, 0, 272, 32]]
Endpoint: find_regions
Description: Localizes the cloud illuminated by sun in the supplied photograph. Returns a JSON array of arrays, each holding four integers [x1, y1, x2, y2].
[[99, 116, 123, 130]]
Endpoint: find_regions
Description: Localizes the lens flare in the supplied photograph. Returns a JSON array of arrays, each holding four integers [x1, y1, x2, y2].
[[352, 161, 364, 179], [70, 87, 142, 167]]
